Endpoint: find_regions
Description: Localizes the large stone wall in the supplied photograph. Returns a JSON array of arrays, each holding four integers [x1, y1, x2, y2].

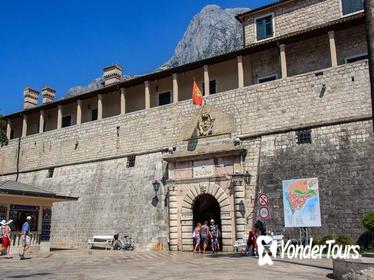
[[0, 153, 169, 250], [0, 61, 370, 175], [249, 120, 374, 241], [0, 61, 372, 248]]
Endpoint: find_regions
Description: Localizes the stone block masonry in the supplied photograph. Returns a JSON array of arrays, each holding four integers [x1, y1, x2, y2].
[[0, 153, 169, 249], [245, 120, 374, 241], [0, 61, 373, 248], [243, 0, 344, 45], [0, 61, 371, 176]]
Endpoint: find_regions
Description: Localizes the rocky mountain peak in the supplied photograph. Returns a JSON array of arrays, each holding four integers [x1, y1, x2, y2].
[[64, 5, 249, 98], [159, 5, 250, 70]]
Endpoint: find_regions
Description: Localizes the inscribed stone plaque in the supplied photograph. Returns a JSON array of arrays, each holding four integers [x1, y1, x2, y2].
[[193, 159, 215, 178]]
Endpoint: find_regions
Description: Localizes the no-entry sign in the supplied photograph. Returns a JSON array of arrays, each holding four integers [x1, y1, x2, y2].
[[258, 193, 269, 206], [258, 206, 270, 220]]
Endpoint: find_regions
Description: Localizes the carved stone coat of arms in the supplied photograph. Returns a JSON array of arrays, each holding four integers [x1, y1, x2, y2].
[[197, 112, 215, 137]]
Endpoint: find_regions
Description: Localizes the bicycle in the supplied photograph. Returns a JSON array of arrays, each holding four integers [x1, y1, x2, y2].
[[112, 233, 135, 251]]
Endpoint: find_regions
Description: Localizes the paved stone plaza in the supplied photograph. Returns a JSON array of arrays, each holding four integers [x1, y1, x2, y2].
[[0, 250, 334, 279]]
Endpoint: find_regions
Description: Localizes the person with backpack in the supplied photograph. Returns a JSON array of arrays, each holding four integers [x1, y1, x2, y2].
[[200, 221, 209, 254]]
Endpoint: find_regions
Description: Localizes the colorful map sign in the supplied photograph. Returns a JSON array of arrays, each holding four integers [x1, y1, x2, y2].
[[282, 178, 321, 227]]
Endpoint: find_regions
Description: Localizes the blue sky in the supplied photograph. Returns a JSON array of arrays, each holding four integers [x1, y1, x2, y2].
[[0, 0, 272, 115]]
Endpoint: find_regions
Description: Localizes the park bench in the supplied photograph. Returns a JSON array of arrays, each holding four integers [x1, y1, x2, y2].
[[87, 235, 114, 250], [233, 234, 248, 252]]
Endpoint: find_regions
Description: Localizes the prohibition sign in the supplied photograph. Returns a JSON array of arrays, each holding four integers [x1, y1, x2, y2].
[[258, 206, 270, 220], [258, 193, 269, 206]]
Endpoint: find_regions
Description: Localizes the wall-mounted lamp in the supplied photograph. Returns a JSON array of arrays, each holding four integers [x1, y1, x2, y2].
[[152, 180, 160, 195], [244, 171, 251, 185]]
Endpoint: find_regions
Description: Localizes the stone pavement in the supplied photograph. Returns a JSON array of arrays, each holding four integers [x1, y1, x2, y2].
[[0, 249, 334, 280]]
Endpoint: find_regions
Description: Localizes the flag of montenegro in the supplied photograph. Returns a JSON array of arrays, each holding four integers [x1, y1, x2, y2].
[[192, 80, 204, 106]]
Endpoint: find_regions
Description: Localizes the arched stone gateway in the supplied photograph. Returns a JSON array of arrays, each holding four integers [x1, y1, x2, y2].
[[168, 182, 234, 252]]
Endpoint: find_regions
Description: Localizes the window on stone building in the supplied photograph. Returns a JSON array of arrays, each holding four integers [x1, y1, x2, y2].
[[158, 91, 171, 106], [47, 167, 55, 178], [0, 205, 7, 221], [91, 109, 98, 121], [341, 0, 364, 15], [126, 155, 136, 168], [258, 74, 277, 84], [296, 129, 312, 144], [202, 80, 217, 95], [255, 14, 274, 41], [345, 53, 368, 64], [62, 115, 72, 128], [9, 205, 39, 231]]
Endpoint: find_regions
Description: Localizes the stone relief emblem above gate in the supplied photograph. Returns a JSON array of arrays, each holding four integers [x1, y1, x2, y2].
[[197, 112, 215, 137], [179, 105, 235, 141]]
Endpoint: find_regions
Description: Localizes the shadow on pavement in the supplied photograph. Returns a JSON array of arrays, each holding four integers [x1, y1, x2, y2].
[[206, 253, 251, 258], [273, 259, 332, 271], [7, 272, 53, 278], [50, 248, 75, 251]]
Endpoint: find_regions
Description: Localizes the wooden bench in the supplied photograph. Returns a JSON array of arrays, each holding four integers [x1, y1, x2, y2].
[[87, 235, 114, 250]]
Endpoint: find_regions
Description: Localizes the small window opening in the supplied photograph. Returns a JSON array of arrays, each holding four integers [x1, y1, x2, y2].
[[296, 129, 312, 144], [47, 168, 55, 178], [126, 155, 136, 168]]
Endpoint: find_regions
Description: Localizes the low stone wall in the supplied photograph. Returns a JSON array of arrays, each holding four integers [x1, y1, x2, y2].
[[333, 258, 374, 280]]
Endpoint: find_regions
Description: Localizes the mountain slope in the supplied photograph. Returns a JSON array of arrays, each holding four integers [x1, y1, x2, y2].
[[64, 5, 249, 98], [160, 5, 249, 69]]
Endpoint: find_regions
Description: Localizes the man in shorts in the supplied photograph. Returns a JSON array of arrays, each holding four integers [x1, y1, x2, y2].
[[20, 216, 31, 260], [200, 221, 209, 254], [209, 219, 220, 253]]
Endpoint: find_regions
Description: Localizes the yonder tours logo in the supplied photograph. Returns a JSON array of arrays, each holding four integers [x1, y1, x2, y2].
[[257, 236, 360, 266]]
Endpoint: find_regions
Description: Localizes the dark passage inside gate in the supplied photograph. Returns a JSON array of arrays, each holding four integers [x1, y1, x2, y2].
[[193, 194, 222, 251]]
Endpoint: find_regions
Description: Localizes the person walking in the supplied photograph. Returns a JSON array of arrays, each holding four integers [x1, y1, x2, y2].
[[0, 220, 5, 255], [200, 221, 209, 254], [245, 228, 257, 256], [209, 219, 220, 253], [1, 220, 12, 257], [20, 216, 32, 260], [193, 223, 201, 253]]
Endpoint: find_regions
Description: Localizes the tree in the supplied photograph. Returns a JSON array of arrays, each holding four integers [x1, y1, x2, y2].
[[0, 115, 8, 146], [365, 0, 374, 132]]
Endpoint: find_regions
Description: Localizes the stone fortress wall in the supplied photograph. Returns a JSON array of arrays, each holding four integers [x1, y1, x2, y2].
[[0, 60, 373, 248]]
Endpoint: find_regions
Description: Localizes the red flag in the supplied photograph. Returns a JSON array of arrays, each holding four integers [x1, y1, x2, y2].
[[192, 81, 204, 106]]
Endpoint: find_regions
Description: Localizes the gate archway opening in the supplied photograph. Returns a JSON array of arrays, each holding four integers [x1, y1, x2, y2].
[[192, 193, 222, 251]]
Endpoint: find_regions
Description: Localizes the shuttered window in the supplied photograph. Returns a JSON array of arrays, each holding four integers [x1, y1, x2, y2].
[[256, 15, 274, 41], [341, 0, 363, 15]]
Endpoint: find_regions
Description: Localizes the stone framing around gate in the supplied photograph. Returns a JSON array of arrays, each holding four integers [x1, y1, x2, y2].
[[168, 181, 237, 252]]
